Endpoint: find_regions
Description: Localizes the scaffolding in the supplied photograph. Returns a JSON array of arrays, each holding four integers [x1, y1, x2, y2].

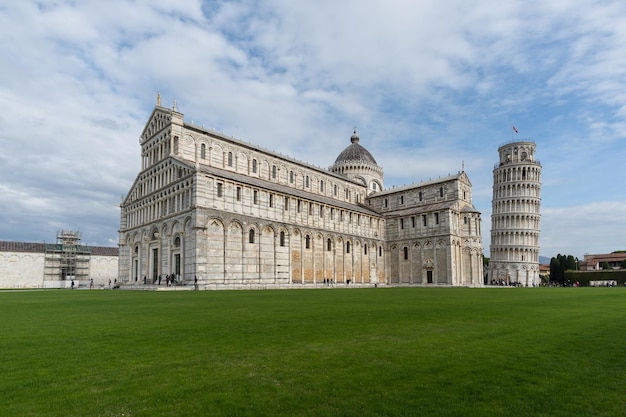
[[44, 231, 91, 281]]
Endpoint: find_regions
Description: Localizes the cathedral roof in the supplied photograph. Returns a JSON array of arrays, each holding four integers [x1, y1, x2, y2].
[[333, 130, 378, 165]]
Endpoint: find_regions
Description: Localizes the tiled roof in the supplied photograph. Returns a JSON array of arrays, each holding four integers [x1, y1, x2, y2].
[[582, 253, 626, 263], [0, 241, 46, 253], [90, 246, 119, 256], [0, 241, 118, 256]]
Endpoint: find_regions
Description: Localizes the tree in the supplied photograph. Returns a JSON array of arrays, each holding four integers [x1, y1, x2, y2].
[[621, 259, 626, 270], [558, 254, 567, 281], [549, 253, 580, 285], [602, 261, 611, 270], [550, 257, 561, 284]]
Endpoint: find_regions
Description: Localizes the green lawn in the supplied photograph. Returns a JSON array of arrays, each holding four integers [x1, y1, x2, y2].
[[1, 287, 624, 417]]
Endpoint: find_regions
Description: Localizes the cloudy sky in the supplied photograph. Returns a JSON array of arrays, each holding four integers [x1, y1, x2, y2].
[[1, 0, 625, 260]]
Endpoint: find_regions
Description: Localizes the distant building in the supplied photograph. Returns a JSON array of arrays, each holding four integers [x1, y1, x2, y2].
[[579, 253, 626, 271], [538, 263, 550, 279], [488, 140, 542, 286], [117, 98, 484, 289], [0, 231, 118, 288]]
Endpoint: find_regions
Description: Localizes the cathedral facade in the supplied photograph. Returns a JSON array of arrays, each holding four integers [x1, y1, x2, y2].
[[118, 100, 483, 288]]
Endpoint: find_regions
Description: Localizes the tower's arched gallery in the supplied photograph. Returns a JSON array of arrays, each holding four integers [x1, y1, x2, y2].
[[118, 100, 484, 288]]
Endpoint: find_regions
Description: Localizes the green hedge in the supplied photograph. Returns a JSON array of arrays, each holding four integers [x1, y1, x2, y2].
[[565, 270, 626, 286]]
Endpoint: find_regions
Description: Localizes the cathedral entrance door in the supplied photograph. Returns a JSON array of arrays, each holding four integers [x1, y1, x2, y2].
[[174, 253, 181, 277], [151, 248, 159, 282]]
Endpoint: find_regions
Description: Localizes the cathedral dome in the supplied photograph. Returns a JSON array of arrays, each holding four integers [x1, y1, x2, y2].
[[333, 130, 378, 165], [329, 130, 384, 193]]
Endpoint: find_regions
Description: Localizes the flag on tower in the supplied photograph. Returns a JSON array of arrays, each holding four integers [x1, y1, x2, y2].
[[512, 125, 519, 133]]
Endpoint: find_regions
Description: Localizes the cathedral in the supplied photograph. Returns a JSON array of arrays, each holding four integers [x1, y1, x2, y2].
[[118, 97, 484, 288]]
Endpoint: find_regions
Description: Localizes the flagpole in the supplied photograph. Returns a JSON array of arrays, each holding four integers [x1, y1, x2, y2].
[[511, 125, 518, 140]]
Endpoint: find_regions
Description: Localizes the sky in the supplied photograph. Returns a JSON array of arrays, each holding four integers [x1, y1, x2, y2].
[[1, 0, 625, 260]]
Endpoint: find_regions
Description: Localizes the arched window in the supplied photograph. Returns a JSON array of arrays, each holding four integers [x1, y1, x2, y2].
[[249, 229, 255, 244], [346, 241, 351, 254], [200, 143, 206, 159], [272, 165, 277, 179], [305, 176, 310, 188], [290, 171, 294, 183], [227, 152, 233, 167], [280, 231, 285, 247], [327, 238, 332, 251], [174, 237, 180, 247], [403, 246, 408, 260], [252, 159, 257, 173], [305, 235, 310, 249], [364, 244, 368, 255], [173, 136, 179, 155]]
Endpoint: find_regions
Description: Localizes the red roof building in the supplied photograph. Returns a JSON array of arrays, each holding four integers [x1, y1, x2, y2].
[[578, 253, 626, 271]]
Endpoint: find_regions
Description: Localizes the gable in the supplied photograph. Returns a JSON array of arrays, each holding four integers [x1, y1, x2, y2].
[[140, 107, 173, 143], [121, 156, 194, 205], [459, 171, 472, 187]]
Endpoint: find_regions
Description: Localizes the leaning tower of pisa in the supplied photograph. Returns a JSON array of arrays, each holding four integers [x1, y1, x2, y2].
[[489, 141, 542, 286]]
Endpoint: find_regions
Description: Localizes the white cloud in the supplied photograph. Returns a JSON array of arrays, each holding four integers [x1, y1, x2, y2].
[[540, 202, 626, 258]]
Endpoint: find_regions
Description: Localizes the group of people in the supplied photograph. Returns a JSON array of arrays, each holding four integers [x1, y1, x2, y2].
[[152, 274, 179, 286], [490, 279, 522, 286], [70, 278, 119, 289]]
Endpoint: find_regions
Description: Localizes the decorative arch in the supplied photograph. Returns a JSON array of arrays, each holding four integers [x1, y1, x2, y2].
[[224, 220, 243, 283], [236, 152, 248, 173]]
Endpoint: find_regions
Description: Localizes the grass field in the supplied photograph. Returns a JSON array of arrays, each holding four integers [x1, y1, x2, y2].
[[1, 287, 625, 417]]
